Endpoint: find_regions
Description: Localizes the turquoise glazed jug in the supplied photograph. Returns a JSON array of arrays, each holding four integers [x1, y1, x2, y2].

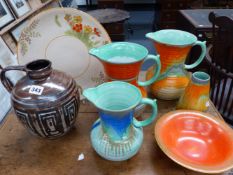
[[83, 81, 158, 161], [89, 42, 161, 98]]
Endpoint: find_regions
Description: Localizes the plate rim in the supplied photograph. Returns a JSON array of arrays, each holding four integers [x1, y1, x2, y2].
[[16, 7, 111, 100], [17, 7, 111, 59], [154, 110, 233, 174]]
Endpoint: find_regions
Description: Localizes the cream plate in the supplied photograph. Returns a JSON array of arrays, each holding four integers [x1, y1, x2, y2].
[[17, 8, 111, 99]]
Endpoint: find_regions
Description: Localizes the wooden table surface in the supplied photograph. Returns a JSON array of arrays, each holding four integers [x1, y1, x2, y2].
[[0, 100, 232, 175]]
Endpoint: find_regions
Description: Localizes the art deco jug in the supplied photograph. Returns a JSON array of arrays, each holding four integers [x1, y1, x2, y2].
[[146, 29, 206, 100], [83, 81, 158, 161], [89, 42, 161, 97], [1, 59, 80, 139]]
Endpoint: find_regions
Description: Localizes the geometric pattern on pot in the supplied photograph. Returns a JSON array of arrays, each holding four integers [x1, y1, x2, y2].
[[14, 96, 79, 139], [18, 8, 111, 99]]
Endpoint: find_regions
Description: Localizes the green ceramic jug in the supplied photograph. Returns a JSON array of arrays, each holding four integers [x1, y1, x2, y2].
[[83, 81, 158, 161]]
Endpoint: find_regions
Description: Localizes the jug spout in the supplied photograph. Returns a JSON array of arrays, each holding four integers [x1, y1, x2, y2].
[[83, 87, 98, 105], [145, 32, 155, 41], [89, 48, 101, 59]]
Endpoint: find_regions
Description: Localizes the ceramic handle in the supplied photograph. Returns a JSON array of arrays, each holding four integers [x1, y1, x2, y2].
[[185, 41, 206, 69], [1, 65, 25, 92], [133, 98, 158, 127], [138, 54, 161, 86]]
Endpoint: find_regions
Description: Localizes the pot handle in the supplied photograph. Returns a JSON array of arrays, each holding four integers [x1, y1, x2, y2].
[[133, 98, 158, 127], [1, 65, 25, 92], [185, 41, 206, 69], [138, 54, 161, 87]]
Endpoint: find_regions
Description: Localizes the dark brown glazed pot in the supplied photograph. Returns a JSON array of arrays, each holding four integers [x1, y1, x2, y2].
[[1, 59, 80, 139]]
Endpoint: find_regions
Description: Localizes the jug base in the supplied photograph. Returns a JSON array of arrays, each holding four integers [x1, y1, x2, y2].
[[146, 65, 191, 100], [153, 87, 185, 100], [90, 119, 143, 161]]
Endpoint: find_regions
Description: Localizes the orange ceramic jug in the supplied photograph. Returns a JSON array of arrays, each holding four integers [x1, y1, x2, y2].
[[146, 29, 206, 100]]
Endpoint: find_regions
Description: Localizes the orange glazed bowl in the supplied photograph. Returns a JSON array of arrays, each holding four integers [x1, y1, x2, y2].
[[154, 110, 233, 174]]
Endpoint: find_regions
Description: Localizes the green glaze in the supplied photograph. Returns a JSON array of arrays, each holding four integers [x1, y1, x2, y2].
[[89, 42, 149, 63], [146, 29, 197, 46], [185, 41, 206, 69], [89, 42, 161, 86], [83, 81, 158, 161], [83, 81, 141, 112], [133, 99, 157, 127], [192, 71, 210, 85], [90, 119, 143, 161], [138, 54, 161, 86]]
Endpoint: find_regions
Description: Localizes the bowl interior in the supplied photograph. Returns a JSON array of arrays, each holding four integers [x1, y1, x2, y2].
[[155, 111, 233, 173]]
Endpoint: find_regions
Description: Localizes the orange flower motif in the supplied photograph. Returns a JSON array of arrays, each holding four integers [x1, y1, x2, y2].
[[84, 25, 92, 34], [73, 23, 83, 32], [74, 16, 82, 23], [94, 28, 100, 36]]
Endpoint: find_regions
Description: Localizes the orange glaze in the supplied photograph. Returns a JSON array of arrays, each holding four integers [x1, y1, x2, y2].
[[154, 43, 192, 73], [102, 61, 143, 80], [177, 82, 210, 111], [145, 43, 191, 98], [159, 113, 233, 166], [182, 83, 210, 99], [146, 67, 189, 90], [151, 76, 189, 89]]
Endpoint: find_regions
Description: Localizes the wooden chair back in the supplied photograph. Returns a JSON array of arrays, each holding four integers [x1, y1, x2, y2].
[[206, 12, 233, 125]]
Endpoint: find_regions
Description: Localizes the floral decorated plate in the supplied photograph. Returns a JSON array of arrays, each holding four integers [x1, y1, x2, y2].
[[17, 8, 111, 99]]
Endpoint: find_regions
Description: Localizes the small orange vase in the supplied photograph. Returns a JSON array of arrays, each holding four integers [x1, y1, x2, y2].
[[177, 71, 210, 111]]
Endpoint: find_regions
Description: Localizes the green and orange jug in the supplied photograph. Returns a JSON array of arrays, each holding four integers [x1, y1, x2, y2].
[[146, 29, 206, 100], [89, 42, 161, 98]]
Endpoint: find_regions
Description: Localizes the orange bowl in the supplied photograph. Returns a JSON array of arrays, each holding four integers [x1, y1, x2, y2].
[[154, 110, 233, 173]]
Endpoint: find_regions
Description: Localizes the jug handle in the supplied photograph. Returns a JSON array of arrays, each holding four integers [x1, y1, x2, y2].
[[133, 99, 158, 127], [138, 54, 161, 87], [185, 41, 206, 69], [1, 65, 25, 92]]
